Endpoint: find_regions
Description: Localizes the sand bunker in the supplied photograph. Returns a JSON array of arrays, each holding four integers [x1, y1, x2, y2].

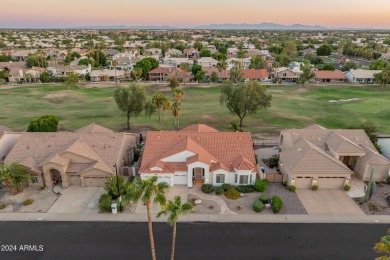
[[329, 98, 360, 103], [44, 93, 68, 99]]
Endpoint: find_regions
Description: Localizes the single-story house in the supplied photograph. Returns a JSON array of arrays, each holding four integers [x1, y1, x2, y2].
[[344, 69, 381, 84], [279, 124, 390, 188], [2, 124, 137, 188], [163, 57, 193, 68], [90, 69, 127, 82], [183, 48, 200, 60], [202, 67, 230, 82], [139, 124, 258, 187], [241, 69, 269, 82], [313, 70, 345, 83]]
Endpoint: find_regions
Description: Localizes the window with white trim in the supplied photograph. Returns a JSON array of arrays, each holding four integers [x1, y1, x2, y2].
[[239, 175, 249, 184], [216, 174, 225, 184]]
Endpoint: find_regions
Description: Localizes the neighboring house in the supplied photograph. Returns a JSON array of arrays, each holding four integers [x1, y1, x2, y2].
[[139, 124, 257, 187], [1, 62, 45, 83], [279, 124, 390, 189], [90, 69, 127, 82], [3, 124, 137, 188], [47, 64, 91, 78], [241, 69, 269, 82], [11, 50, 36, 61], [183, 48, 200, 60], [145, 48, 162, 56], [344, 69, 381, 84], [226, 58, 251, 70], [148, 67, 191, 83], [102, 49, 119, 58], [313, 70, 345, 83], [206, 45, 217, 54], [166, 48, 183, 57], [164, 57, 193, 68], [202, 67, 230, 82], [0, 125, 19, 163], [196, 57, 218, 68], [274, 67, 301, 82], [242, 43, 255, 50]]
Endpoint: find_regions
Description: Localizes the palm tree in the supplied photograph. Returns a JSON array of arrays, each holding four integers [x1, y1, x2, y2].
[[124, 177, 170, 260], [0, 162, 31, 195], [152, 92, 168, 127], [157, 196, 193, 260], [172, 89, 184, 103], [112, 59, 119, 84], [172, 102, 181, 131], [161, 99, 172, 130]]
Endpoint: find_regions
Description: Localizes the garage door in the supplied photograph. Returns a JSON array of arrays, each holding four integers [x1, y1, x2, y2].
[[69, 174, 81, 186], [174, 174, 187, 185], [294, 176, 312, 188], [84, 176, 108, 187], [317, 177, 345, 189], [158, 176, 171, 186]]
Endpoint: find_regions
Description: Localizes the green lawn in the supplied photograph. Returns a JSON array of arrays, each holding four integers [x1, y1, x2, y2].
[[0, 84, 389, 134]]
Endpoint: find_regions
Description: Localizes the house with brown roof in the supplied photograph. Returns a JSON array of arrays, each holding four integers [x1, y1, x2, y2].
[[2, 124, 137, 188], [183, 48, 200, 60], [148, 67, 191, 83], [279, 124, 390, 189], [139, 124, 258, 187], [202, 67, 230, 82], [241, 69, 269, 82], [313, 70, 345, 83]]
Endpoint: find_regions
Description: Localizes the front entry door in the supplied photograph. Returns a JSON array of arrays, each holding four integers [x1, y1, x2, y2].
[[194, 168, 203, 180]]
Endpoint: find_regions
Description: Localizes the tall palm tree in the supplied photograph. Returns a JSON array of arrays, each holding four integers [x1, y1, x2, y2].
[[152, 92, 167, 126], [0, 162, 31, 195], [172, 102, 181, 131], [157, 196, 193, 260], [112, 59, 119, 84], [161, 99, 172, 130], [172, 89, 184, 103], [124, 177, 169, 260]]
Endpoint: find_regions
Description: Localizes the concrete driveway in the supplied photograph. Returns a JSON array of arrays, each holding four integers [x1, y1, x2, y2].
[[296, 189, 364, 215], [48, 186, 105, 213]]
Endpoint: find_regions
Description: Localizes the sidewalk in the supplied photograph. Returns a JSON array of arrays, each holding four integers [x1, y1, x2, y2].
[[1, 212, 389, 224]]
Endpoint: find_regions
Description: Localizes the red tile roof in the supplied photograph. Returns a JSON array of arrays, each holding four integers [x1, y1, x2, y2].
[[139, 125, 256, 174], [241, 69, 268, 79], [313, 70, 345, 79], [180, 124, 219, 132]]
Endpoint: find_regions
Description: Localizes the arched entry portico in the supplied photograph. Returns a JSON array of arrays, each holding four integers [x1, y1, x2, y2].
[[50, 169, 62, 185]]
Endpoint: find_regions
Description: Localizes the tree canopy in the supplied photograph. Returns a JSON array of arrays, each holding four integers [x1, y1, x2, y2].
[[220, 80, 272, 127], [27, 115, 59, 132], [114, 84, 146, 130], [134, 57, 159, 79], [316, 44, 332, 56]]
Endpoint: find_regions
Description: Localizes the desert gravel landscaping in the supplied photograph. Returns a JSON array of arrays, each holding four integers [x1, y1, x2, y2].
[[0, 186, 59, 213], [355, 184, 390, 215]]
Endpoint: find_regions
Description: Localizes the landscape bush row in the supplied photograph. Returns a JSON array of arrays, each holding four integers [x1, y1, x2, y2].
[[252, 194, 283, 214]]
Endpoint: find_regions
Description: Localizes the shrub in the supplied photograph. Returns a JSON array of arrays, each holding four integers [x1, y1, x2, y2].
[[99, 194, 113, 212], [268, 157, 279, 168], [236, 185, 255, 193], [287, 185, 296, 192], [344, 184, 351, 191], [225, 189, 241, 200], [0, 203, 6, 210], [222, 183, 232, 192], [189, 198, 197, 206], [311, 185, 318, 191], [105, 175, 128, 199], [201, 184, 214, 194], [253, 200, 265, 213], [23, 199, 33, 206], [271, 196, 283, 214], [214, 186, 224, 195], [255, 180, 268, 192], [259, 194, 269, 203]]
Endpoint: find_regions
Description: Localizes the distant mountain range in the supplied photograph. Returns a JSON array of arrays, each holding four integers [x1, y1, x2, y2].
[[2, 22, 388, 30]]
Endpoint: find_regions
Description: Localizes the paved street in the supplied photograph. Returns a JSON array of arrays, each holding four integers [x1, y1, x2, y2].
[[0, 221, 386, 259]]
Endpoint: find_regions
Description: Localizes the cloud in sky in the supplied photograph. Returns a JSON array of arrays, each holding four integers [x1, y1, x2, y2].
[[1, 0, 390, 28]]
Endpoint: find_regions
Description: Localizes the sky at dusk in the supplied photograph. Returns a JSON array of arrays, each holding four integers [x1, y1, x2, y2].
[[1, 0, 390, 28]]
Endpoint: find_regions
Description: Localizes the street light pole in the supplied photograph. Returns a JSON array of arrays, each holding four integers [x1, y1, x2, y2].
[[113, 163, 122, 213]]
